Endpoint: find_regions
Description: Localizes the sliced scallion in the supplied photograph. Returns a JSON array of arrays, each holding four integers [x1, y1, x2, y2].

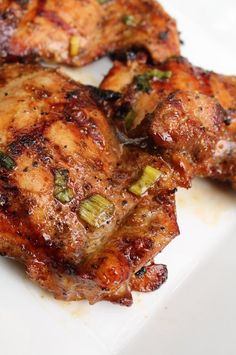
[[97, 0, 111, 4], [54, 169, 68, 187], [124, 110, 136, 130], [129, 166, 162, 196], [78, 194, 115, 227], [0, 151, 16, 170], [135, 69, 172, 92], [69, 35, 80, 57], [53, 169, 74, 204], [147, 69, 172, 80], [54, 186, 75, 204], [122, 15, 137, 27], [135, 75, 151, 93]]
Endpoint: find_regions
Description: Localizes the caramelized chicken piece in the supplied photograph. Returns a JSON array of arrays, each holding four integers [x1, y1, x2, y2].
[[101, 55, 236, 127], [149, 91, 236, 187], [0, 0, 180, 66], [101, 55, 236, 187], [0, 63, 180, 305], [130, 262, 168, 293]]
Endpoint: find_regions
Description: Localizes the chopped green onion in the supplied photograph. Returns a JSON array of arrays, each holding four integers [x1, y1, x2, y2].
[[54, 187, 74, 203], [122, 15, 137, 27], [53, 169, 74, 204], [129, 166, 162, 196], [0, 151, 16, 170], [69, 35, 80, 57], [135, 69, 172, 92], [54, 169, 68, 187], [148, 69, 172, 80], [135, 75, 151, 93], [124, 110, 136, 130], [78, 194, 115, 227], [97, 0, 111, 3]]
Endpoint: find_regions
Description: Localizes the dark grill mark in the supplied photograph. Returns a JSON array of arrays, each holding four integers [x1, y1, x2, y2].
[[9, 133, 38, 156], [114, 102, 132, 120], [38, 10, 74, 33], [87, 86, 121, 102], [135, 266, 146, 278]]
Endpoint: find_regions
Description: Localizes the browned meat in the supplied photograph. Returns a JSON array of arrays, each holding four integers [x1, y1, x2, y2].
[[149, 91, 236, 188], [0, 0, 180, 66], [130, 262, 168, 293], [101, 55, 236, 187], [0, 63, 180, 305], [101, 55, 236, 127]]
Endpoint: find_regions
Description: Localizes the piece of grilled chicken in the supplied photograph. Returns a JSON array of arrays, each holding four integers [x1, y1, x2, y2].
[[0, 0, 180, 66], [101, 54, 236, 187], [0, 63, 181, 305]]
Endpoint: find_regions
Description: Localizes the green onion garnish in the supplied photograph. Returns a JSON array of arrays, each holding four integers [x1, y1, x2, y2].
[[122, 15, 137, 27], [148, 69, 172, 80], [129, 166, 162, 196], [54, 187, 75, 204], [97, 0, 111, 3], [135, 69, 172, 92], [69, 35, 80, 57], [135, 75, 151, 93], [78, 194, 115, 227], [124, 110, 136, 130], [0, 151, 16, 170], [53, 169, 74, 204]]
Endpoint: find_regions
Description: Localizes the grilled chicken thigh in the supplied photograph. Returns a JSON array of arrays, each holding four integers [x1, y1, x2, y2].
[[0, 63, 180, 305], [0, 0, 180, 66], [101, 54, 236, 187]]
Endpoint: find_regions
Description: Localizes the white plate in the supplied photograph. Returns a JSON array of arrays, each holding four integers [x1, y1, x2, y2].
[[0, 1, 236, 354]]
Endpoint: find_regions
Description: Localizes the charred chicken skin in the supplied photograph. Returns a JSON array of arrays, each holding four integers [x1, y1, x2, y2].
[[0, 0, 180, 66], [0, 63, 181, 305], [101, 55, 236, 187]]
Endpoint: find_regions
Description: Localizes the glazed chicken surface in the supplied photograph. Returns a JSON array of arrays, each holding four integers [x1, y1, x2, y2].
[[0, 0, 180, 66], [0, 1, 235, 308], [101, 54, 236, 187], [0, 63, 182, 305]]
